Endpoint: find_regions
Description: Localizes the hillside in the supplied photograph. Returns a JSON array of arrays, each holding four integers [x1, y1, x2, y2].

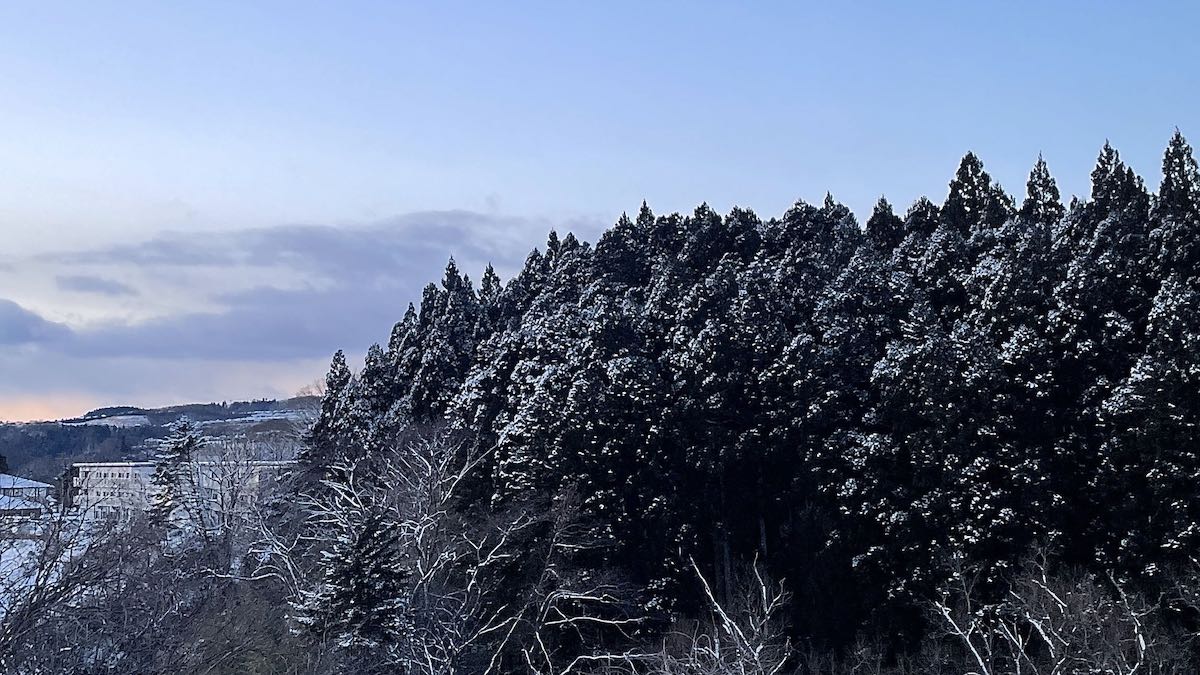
[[0, 396, 317, 480]]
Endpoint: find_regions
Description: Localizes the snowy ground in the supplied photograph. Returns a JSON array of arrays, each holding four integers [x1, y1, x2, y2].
[[195, 409, 307, 428], [0, 517, 101, 623], [0, 533, 44, 620], [65, 415, 151, 428]]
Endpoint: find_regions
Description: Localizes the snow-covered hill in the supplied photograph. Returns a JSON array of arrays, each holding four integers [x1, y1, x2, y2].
[[0, 396, 318, 480]]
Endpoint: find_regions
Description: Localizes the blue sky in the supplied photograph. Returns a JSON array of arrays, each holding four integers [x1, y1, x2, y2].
[[1, 2, 1197, 419]]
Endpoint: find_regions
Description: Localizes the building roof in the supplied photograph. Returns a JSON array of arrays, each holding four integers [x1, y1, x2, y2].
[[0, 473, 52, 490], [72, 462, 156, 468], [71, 460, 295, 469]]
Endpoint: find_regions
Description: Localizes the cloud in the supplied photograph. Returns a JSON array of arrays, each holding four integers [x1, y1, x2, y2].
[[56, 274, 138, 297], [0, 299, 72, 345], [1, 209, 608, 413], [62, 286, 399, 360], [51, 210, 577, 281], [30, 210, 605, 361]]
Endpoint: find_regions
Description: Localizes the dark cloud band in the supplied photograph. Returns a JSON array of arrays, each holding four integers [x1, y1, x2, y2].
[[7, 210, 604, 362], [0, 300, 72, 345], [55, 275, 139, 297]]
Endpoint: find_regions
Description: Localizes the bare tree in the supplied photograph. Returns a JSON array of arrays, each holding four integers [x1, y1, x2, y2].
[[572, 558, 792, 675], [281, 427, 555, 674], [0, 511, 123, 667], [928, 549, 1194, 675]]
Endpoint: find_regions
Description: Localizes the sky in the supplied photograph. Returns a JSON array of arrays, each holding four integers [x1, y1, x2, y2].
[[1, 1, 1198, 421]]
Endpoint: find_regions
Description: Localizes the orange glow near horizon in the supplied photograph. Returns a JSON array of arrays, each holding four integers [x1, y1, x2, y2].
[[0, 360, 328, 424], [0, 395, 101, 423]]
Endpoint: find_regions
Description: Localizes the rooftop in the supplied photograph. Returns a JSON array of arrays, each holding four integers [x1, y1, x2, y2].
[[0, 473, 52, 490], [72, 462, 156, 468], [71, 460, 296, 468]]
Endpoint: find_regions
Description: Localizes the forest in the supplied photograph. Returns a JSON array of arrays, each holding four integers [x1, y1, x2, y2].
[[3, 132, 1200, 674]]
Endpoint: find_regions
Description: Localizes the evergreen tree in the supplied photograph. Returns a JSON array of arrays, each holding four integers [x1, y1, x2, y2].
[[891, 197, 941, 280], [971, 156, 1064, 331], [150, 418, 203, 526], [476, 263, 504, 338], [914, 219, 971, 319], [490, 235, 592, 503], [942, 152, 1015, 259], [904, 196, 941, 239], [1089, 142, 1144, 218], [1019, 155, 1066, 226], [560, 284, 674, 598], [347, 344, 393, 455], [864, 197, 905, 253], [1150, 130, 1200, 279], [279, 139, 1200, 661], [1046, 143, 1154, 565], [406, 258, 480, 420], [593, 212, 652, 287], [298, 350, 354, 482], [297, 470, 407, 665], [1100, 274, 1200, 570]]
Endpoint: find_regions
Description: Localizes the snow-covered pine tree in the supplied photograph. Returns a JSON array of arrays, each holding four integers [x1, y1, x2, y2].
[[1094, 131, 1200, 568], [889, 196, 941, 281], [557, 286, 672, 595], [970, 156, 1065, 333], [1046, 142, 1155, 565], [150, 417, 203, 526], [592, 211, 652, 288], [904, 196, 942, 239], [450, 248, 552, 475], [406, 259, 480, 422], [864, 197, 905, 253], [475, 263, 503, 339], [1019, 154, 1066, 226], [942, 152, 1015, 261], [346, 343, 392, 456], [296, 466, 408, 668], [490, 234, 591, 504], [1150, 130, 1200, 280], [272, 136, 1200, 663], [1100, 274, 1200, 570], [914, 216, 971, 320], [297, 350, 354, 483], [952, 159, 1069, 552]]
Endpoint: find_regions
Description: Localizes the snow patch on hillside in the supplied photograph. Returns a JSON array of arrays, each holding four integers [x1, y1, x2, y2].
[[65, 415, 151, 428]]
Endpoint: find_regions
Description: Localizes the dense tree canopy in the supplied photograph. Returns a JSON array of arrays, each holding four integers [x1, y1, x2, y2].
[[295, 133, 1200, 669]]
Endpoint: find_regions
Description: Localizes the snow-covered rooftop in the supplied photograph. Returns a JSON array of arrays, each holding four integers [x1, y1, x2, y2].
[[0, 474, 51, 490], [71, 462, 155, 468]]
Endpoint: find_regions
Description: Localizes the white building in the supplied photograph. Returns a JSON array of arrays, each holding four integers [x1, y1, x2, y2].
[[69, 460, 295, 523], [69, 462, 156, 520], [0, 473, 54, 519]]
